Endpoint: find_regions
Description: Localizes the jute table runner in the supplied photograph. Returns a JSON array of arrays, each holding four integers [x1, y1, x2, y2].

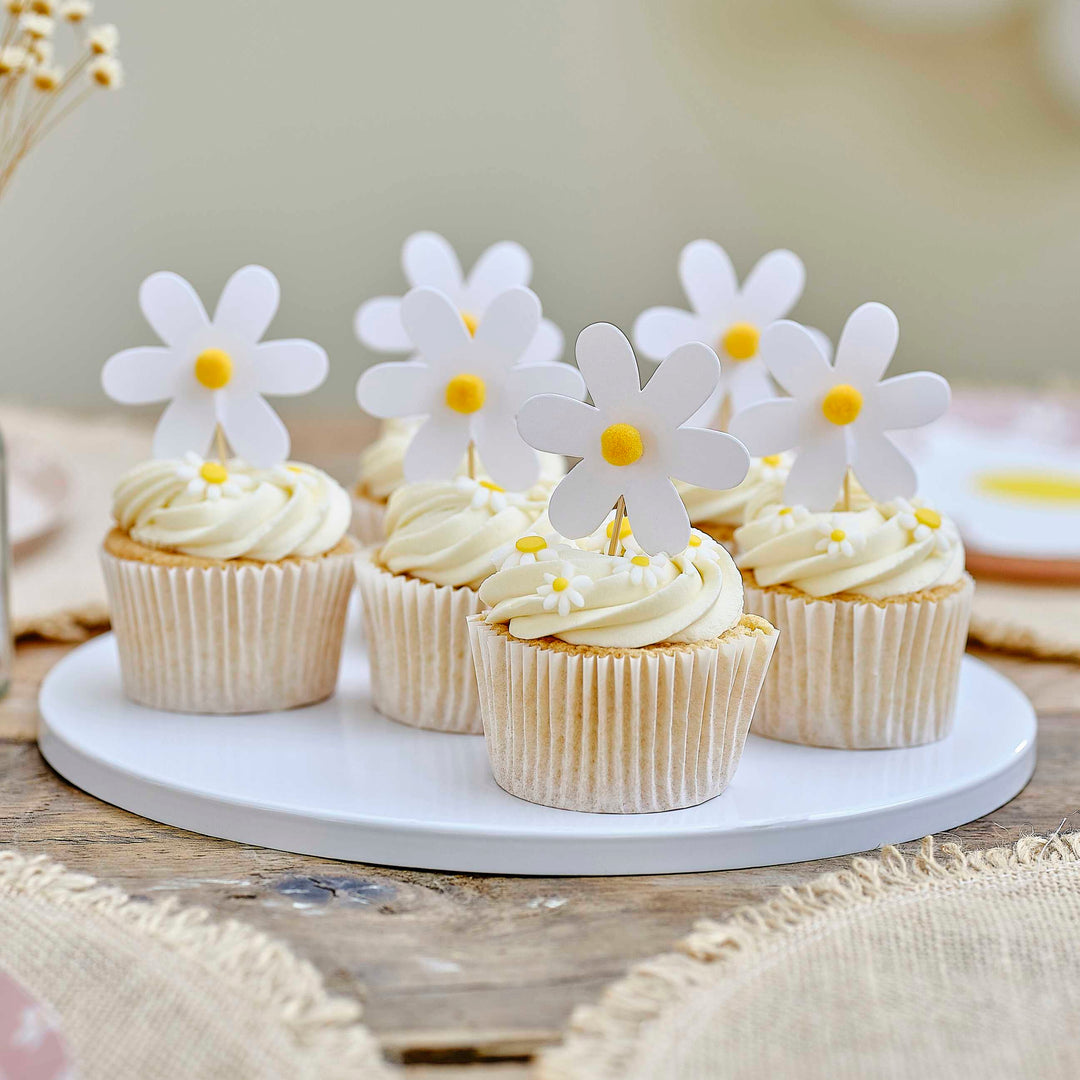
[[541, 833, 1080, 1080], [0, 850, 396, 1080]]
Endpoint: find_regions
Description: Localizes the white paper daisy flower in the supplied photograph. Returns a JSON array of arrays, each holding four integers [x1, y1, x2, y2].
[[537, 561, 591, 617]]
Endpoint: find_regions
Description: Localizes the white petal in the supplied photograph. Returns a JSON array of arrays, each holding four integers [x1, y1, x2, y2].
[[402, 231, 463, 296], [547, 461, 621, 540], [403, 410, 471, 482], [474, 410, 540, 491], [400, 287, 470, 368], [504, 362, 586, 411], [729, 397, 806, 456], [518, 318, 564, 366], [804, 326, 834, 362], [355, 296, 411, 352], [473, 286, 541, 368], [356, 360, 437, 418], [833, 302, 899, 389], [850, 428, 917, 502], [516, 394, 601, 458], [623, 470, 691, 556], [213, 265, 280, 342], [758, 319, 833, 399], [101, 346, 180, 404], [678, 239, 737, 320], [152, 392, 218, 460], [665, 428, 749, 491], [139, 271, 209, 348], [574, 322, 640, 411], [632, 307, 703, 363], [219, 392, 290, 468], [464, 240, 531, 312], [868, 371, 950, 431], [726, 359, 775, 414], [736, 249, 804, 325], [781, 428, 849, 511], [639, 342, 721, 427], [253, 340, 328, 396]]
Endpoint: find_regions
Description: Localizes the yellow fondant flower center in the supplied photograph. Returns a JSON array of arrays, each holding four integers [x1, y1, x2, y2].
[[914, 507, 941, 529], [478, 479, 504, 493], [762, 455, 782, 466], [199, 461, 228, 484], [631, 554, 651, 567], [194, 348, 233, 390], [688, 534, 702, 547], [721, 322, 759, 361], [778, 507, 793, 516], [606, 517, 632, 540], [445, 373, 486, 414], [551, 576, 570, 592], [830, 528, 846, 543], [822, 384, 863, 425], [460, 310, 479, 336], [516, 535, 547, 554], [600, 423, 644, 466]]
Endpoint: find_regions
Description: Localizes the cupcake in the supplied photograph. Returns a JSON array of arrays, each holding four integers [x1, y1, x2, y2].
[[676, 452, 791, 549], [735, 497, 972, 748], [469, 531, 777, 813], [103, 456, 355, 713], [351, 417, 566, 547], [355, 476, 553, 733]]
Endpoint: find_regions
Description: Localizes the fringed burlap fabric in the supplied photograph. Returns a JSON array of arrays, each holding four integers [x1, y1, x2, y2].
[[0, 850, 396, 1080], [541, 833, 1080, 1080]]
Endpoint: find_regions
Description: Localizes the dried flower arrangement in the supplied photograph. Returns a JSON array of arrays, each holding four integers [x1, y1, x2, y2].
[[0, 0, 122, 199]]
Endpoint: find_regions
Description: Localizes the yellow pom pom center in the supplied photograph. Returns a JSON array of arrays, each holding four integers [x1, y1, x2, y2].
[[445, 373, 486, 414], [631, 555, 651, 567], [830, 528, 846, 543], [822, 384, 863, 426], [914, 507, 941, 530], [606, 517, 632, 540], [199, 462, 228, 485], [194, 348, 233, 390], [516, 535, 547, 554], [721, 322, 760, 361], [551, 576, 569, 592], [460, 310, 479, 337], [600, 423, 644, 466]]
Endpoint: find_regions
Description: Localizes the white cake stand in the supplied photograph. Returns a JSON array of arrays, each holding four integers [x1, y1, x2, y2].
[[38, 618, 1036, 876]]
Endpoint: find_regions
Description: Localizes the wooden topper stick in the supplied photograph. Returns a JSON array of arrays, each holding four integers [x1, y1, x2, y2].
[[607, 495, 627, 557], [843, 466, 853, 512], [214, 423, 229, 466], [467, 440, 477, 481]]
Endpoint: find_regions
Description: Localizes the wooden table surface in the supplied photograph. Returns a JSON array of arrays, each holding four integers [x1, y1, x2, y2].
[[2, 424, 1079, 1077]]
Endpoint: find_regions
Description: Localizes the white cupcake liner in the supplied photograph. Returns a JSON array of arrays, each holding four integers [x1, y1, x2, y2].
[[101, 547, 355, 714], [350, 492, 387, 547], [743, 574, 975, 749], [467, 616, 779, 814], [354, 556, 484, 734]]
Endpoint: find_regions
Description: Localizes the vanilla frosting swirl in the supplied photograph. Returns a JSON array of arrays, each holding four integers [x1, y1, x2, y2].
[[480, 532, 744, 648], [676, 454, 791, 527], [735, 501, 965, 599], [113, 458, 351, 561], [357, 418, 566, 502], [379, 478, 550, 589]]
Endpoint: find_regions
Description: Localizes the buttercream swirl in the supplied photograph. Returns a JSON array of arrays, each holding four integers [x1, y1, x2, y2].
[[479, 531, 744, 648], [676, 454, 791, 527], [735, 499, 965, 599], [357, 418, 566, 503], [113, 456, 351, 561], [379, 477, 550, 589]]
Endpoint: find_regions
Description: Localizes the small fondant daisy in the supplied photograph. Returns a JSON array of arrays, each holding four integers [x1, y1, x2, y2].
[[815, 518, 865, 559], [491, 532, 562, 571], [678, 531, 722, 568], [760, 503, 811, 536], [614, 551, 668, 588], [758, 454, 788, 482], [537, 561, 591, 617], [891, 498, 958, 554], [174, 453, 254, 501], [457, 476, 513, 513]]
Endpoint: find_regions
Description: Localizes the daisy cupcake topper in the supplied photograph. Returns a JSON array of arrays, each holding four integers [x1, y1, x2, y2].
[[517, 322, 751, 556], [729, 302, 950, 511], [356, 285, 586, 491], [633, 239, 820, 426], [101, 266, 329, 468], [355, 231, 564, 366]]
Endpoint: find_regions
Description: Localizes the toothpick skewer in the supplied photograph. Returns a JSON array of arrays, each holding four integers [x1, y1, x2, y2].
[[843, 466, 853, 512], [467, 440, 477, 481], [214, 423, 229, 467], [607, 495, 626, 557]]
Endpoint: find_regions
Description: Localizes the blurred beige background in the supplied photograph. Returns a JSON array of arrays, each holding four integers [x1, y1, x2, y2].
[[2, 0, 1079, 425]]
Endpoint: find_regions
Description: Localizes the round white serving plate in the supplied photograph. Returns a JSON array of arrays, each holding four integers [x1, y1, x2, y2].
[[38, 628, 1036, 876]]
